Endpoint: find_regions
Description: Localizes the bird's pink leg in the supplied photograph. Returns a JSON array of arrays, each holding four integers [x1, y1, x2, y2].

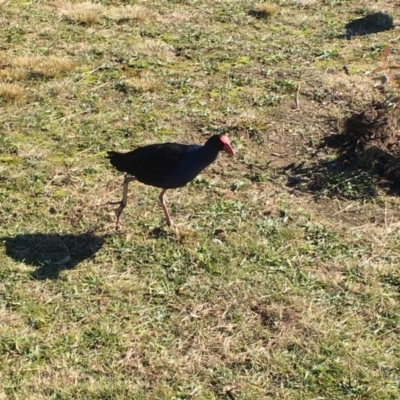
[[107, 175, 137, 229], [159, 189, 173, 226]]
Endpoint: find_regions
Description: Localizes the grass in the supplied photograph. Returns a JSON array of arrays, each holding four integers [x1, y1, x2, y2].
[[1, 0, 400, 399]]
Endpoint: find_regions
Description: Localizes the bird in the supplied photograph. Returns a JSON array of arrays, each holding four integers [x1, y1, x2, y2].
[[106, 133, 235, 228]]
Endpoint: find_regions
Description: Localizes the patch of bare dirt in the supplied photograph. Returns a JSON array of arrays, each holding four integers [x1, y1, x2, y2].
[[325, 101, 400, 183], [285, 101, 400, 202]]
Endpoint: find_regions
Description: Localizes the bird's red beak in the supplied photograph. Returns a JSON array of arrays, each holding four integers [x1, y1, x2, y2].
[[223, 143, 235, 157], [220, 134, 235, 157]]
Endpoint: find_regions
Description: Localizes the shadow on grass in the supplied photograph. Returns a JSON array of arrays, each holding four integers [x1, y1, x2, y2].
[[340, 12, 394, 39], [284, 155, 380, 200], [147, 226, 170, 239], [3, 232, 105, 280]]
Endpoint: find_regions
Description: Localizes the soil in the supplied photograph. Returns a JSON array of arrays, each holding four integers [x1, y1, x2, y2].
[[327, 101, 400, 184], [284, 101, 400, 196]]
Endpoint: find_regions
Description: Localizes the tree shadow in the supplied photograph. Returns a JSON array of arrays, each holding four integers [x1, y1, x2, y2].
[[340, 12, 394, 39], [3, 232, 105, 280]]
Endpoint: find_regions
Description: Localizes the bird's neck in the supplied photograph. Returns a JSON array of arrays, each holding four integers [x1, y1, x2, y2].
[[191, 144, 220, 163]]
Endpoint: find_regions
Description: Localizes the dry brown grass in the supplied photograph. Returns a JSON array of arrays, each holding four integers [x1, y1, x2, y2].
[[292, 0, 319, 7], [124, 74, 162, 93], [55, 1, 150, 25], [0, 82, 24, 102], [107, 5, 150, 23], [0, 55, 75, 81], [129, 39, 175, 63], [252, 2, 279, 18], [318, 71, 378, 106], [56, 1, 105, 25]]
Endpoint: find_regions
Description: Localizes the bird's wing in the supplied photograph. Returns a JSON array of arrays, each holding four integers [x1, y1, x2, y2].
[[122, 143, 194, 186]]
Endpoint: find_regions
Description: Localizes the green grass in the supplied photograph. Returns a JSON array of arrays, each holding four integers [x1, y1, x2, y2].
[[1, 0, 400, 399]]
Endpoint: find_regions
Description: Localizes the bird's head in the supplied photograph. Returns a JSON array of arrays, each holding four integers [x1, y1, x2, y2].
[[206, 134, 235, 157]]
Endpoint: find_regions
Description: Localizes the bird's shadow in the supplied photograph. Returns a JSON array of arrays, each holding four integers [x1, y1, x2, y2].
[[340, 11, 394, 39], [3, 232, 105, 280]]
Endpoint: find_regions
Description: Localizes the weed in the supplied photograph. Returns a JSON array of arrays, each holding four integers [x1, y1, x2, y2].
[[253, 93, 282, 107], [321, 170, 377, 200]]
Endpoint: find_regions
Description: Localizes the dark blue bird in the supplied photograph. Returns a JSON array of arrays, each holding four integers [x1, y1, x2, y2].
[[107, 134, 234, 228]]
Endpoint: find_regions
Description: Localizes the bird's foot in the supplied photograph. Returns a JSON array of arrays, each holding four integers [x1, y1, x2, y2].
[[114, 202, 126, 230], [102, 200, 126, 230]]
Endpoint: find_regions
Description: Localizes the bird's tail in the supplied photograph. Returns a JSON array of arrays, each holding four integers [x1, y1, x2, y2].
[[107, 151, 127, 172]]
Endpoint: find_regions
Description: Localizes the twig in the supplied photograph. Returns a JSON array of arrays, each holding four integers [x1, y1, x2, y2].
[[295, 82, 301, 110], [78, 64, 108, 82], [271, 152, 286, 157], [52, 108, 94, 122], [384, 201, 388, 231], [187, 387, 200, 398], [377, 326, 399, 338], [87, 81, 112, 92], [332, 202, 356, 216]]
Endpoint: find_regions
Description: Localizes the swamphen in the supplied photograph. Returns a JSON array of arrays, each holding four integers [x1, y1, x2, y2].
[[107, 133, 235, 228]]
